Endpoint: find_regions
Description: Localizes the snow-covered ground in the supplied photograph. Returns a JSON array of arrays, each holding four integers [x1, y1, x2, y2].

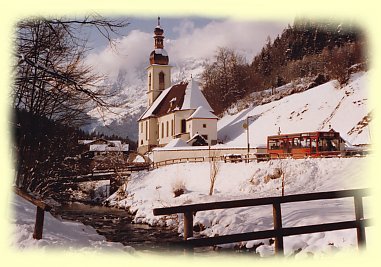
[[108, 156, 373, 257], [10, 194, 133, 252]]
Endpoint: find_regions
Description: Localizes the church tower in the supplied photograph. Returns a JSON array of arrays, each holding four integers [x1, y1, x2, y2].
[[146, 17, 172, 107]]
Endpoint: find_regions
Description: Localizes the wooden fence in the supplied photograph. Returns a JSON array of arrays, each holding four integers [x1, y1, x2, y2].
[[152, 154, 268, 168], [14, 187, 52, 240], [153, 188, 371, 254]]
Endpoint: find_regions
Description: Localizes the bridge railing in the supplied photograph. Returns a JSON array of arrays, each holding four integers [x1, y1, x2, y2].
[[153, 188, 371, 254], [14, 187, 52, 240]]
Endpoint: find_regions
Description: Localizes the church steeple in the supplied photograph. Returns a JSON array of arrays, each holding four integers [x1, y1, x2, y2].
[[154, 17, 164, 49], [149, 16, 169, 65], [147, 17, 172, 107]]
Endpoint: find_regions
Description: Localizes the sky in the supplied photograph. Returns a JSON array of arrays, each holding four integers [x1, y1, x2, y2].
[[85, 16, 290, 82]]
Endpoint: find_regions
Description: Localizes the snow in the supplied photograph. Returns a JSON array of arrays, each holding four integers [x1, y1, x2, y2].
[[138, 86, 172, 120], [10, 195, 134, 252], [218, 72, 372, 147], [181, 79, 214, 111], [108, 156, 373, 257], [164, 138, 189, 148], [187, 106, 218, 120], [154, 48, 168, 56]]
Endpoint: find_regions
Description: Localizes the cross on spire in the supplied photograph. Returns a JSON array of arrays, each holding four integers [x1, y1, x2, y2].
[[158, 16, 160, 26]]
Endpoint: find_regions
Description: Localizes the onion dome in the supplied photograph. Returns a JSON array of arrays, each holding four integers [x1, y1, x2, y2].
[[150, 17, 169, 65]]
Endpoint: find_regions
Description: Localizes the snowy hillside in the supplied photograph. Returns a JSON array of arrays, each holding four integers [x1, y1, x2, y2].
[[218, 71, 372, 147]]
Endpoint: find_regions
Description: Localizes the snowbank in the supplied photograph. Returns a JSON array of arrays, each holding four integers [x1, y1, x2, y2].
[[108, 156, 372, 257], [10, 195, 134, 252]]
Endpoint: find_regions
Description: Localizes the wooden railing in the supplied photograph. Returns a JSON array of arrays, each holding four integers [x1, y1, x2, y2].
[[153, 188, 371, 254], [152, 154, 267, 168], [14, 187, 52, 240]]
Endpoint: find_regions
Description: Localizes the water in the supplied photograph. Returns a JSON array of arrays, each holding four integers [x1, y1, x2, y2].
[[52, 202, 183, 251]]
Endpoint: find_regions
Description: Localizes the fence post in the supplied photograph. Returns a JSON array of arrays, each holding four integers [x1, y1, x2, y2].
[[33, 206, 45, 240], [354, 195, 366, 248], [183, 211, 193, 240], [273, 201, 284, 255]]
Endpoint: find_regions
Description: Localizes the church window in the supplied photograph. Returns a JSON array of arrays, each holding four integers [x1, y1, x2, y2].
[[161, 122, 164, 138], [203, 123, 206, 128], [145, 121, 148, 141], [166, 121, 169, 137], [159, 72, 165, 90], [149, 73, 152, 90], [171, 119, 174, 136], [181, 119, 186, 133]]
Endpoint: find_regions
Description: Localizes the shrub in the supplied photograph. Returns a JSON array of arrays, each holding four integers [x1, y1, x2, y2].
[[171, 179, 187, 198]]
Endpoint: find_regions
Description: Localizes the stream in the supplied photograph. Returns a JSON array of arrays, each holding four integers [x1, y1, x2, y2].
[[52, 202, 183, 251]]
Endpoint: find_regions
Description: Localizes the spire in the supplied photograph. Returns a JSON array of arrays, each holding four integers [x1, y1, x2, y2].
[[153, 16, 164, 49], [150, 17, 169, 65]]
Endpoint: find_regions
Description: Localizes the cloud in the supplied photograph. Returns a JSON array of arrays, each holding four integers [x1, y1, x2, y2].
[[85, 30, 152, 82], [86, 18, 288, 85]]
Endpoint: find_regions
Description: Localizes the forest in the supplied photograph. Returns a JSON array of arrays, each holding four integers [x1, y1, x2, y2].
[[202, 19, 367, 115]]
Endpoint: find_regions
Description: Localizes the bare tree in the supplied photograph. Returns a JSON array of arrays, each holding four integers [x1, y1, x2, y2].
[[13, 15, 129, 126], [209, 148, 220, 195], [12, 15, 129, 194]]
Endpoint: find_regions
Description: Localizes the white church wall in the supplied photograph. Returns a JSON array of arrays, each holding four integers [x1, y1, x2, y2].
[[188, 118, 217, 145], [157, 113, 175, 145]]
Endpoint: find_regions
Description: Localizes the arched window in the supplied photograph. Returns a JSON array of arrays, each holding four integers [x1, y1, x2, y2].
[[166, 121, 169, 137], [159, 72, 165, 90], [161, 122, 164, 138], [145, 121, 148, 141], [148, 73, 152, 90]]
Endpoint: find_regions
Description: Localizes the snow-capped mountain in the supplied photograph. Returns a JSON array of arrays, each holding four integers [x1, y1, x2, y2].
[[86, 56, 207, 141]]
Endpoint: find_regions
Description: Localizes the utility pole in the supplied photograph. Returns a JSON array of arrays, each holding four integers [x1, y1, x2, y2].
[[245, 115, 253, 163]]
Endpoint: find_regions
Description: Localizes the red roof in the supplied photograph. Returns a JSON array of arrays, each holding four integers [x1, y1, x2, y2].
[[152, 82, 188, 117]]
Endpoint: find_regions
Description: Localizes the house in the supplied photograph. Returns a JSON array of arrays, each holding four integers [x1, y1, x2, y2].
[[78, 138, 129, 157], [137, 18, 218, 154]]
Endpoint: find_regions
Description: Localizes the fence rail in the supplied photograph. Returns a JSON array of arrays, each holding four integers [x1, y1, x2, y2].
[[14, 187, 52, 240], [151, 149, 370, 169], [153, 188, 371, 254], [152, 154, 265, 168]]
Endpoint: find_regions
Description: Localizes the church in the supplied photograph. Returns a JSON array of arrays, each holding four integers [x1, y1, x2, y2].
[[137, 18, 218, 154]]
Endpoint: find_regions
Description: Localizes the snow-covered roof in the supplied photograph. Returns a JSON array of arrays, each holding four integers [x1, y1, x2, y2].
[[139, 79, 214, 121], [154, 48, 168, 56], [182, 79, 213, 112], [139, 86, 173, 120], [164, 138, 189, 148], [89, 144, 129, 152], [187, 106, 218, 120]]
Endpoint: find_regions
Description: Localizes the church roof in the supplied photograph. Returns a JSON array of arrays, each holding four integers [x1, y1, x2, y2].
[[138, 82, 187, 120], [182, 79, 213, 112], [139, 78, 215, 121], [187, 106, 218, 120], [164, 138, 189, 148]]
